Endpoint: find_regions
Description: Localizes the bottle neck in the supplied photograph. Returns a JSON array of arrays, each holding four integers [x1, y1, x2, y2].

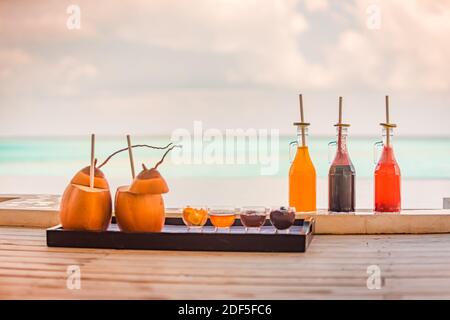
[[337, 127, 348, 153], [296, 126, 308, 147], [382, 127, 394, 148]]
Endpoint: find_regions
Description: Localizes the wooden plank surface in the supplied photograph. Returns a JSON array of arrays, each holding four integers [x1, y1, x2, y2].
[[1, 227, 450, 299]]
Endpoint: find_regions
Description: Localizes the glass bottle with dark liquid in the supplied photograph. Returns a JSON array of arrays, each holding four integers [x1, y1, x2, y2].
[[328, 97, 355, 212]]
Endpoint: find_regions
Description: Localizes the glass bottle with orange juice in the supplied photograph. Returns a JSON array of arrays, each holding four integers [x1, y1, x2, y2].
[[289, 95, 317, 212]]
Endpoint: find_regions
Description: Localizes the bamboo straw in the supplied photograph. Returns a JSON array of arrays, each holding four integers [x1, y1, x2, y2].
[[299, 94, 306, 147], [90, 134, 95, 189], [385, 95, 390, 123], [127, 135, 136, 179], [385, 95, 390, 146]]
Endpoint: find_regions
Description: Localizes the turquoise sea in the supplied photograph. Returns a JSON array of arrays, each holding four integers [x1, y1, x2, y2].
[[0, 136, 449, 180]]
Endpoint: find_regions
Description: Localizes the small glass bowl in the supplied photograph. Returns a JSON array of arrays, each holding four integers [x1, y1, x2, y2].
[[240, 206, 268, 232], [269, 207, 296, 233], [182, 205, 209, 231], [209, 206, 236, 232]]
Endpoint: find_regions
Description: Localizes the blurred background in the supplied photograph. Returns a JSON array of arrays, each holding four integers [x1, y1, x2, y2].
[[0, 0, 449, 208]]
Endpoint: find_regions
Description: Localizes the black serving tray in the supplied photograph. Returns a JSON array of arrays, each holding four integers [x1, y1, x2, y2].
[[46, 217, 314, 252]]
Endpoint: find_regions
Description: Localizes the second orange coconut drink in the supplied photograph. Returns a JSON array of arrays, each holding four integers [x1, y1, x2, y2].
[[115, 135, 177, 233], [289, 94, 317, 212]]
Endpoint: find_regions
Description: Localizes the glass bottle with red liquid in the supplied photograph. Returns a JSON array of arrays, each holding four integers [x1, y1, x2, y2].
[[328, 97, 356, 212], [289, 95, 316, 212], [374, 96, 401, 213]]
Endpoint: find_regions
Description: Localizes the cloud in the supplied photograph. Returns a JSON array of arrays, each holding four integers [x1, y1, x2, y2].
[[304, 0, 329, 12], [0, 48, 32, 79], [115, 1, 308, 52], [0, 1, 96, 42], [0, 0, 449, 136], [109, 0, 450, 92], [328, 0, 450, 92], [112, 0, 319, 88], [3, 0, 450, 93], [55, 57, 98, 96]]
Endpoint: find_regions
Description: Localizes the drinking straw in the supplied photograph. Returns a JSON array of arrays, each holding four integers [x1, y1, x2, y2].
[[299, 94, 306, 147], [334, 97, 351, 149], [385, 95, 391, 146], [380, 95, 397, 147], [90, 134, 95, 189], [127, 135, 136, 179], [334, 96, 350, 128], [294, 94, 310, 147]]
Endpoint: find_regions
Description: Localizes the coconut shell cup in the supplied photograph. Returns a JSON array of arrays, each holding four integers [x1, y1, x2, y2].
[[114, 168, 169, 233], [60, 166, 112, 231]]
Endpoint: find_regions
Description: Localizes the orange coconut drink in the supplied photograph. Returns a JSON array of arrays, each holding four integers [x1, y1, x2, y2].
[[114, 136, 178, 233], [60, 135, 112, 231]]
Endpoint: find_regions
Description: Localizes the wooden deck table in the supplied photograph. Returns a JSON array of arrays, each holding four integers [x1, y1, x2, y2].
[[1, 226, 450, 299]]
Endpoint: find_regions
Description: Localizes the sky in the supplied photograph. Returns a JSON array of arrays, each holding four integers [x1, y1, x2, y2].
[[0, 0, 449, 137]]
